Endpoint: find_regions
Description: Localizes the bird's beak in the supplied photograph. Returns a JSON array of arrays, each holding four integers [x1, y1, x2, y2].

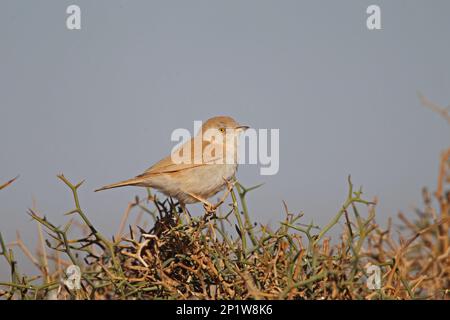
[[235, 125, 249, 131]]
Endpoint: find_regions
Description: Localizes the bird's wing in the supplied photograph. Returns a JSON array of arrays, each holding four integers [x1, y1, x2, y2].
[[138, 137, 222, 176]]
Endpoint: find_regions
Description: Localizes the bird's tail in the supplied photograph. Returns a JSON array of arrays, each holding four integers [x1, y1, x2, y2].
[[94, 177, 145, 192]]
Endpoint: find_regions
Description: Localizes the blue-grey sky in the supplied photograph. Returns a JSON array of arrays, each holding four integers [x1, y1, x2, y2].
[[1, 1, 449, 277]]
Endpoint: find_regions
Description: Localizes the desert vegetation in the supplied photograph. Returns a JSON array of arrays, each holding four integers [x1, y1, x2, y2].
[[0, 98, 449, 300]]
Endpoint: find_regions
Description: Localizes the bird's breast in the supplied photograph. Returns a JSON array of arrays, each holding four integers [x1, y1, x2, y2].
[[181, 163, 236, 199]]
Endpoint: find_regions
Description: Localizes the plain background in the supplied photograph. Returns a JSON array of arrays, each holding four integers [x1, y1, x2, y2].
[[1, 1, 449, 278]]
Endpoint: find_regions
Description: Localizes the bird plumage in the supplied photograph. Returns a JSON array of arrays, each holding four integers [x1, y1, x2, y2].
[[95, 116, 246, 205]]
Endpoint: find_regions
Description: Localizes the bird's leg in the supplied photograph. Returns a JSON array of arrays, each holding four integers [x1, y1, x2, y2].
[[210, 177, 236, 211], [185, 178, 236, 215], [181, 203, 191, 217], [180, 203, 192, 224], [185, 191, 215, 214]]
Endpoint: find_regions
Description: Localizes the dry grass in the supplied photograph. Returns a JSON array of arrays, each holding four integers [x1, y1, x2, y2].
[[0, 166, 448, 300]]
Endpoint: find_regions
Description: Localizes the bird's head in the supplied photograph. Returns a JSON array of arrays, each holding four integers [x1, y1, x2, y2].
[[201, 116, 249, 137], [198, 116, 249, 164]]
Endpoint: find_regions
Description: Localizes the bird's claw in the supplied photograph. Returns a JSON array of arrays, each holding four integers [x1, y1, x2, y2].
[[223, 177, 236, 191], [203, 202, 217, 214]]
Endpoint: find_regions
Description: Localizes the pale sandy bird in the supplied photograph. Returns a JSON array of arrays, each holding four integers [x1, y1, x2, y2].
[[95, 116, 248, 212]]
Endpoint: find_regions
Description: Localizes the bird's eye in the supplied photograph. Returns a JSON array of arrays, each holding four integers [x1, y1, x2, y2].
[[219, 128, 225, 133]]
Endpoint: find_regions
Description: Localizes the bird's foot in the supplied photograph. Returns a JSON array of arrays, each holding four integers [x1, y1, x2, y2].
[[185, 191, 216, 214], [203, 202, 217, 215], [224, 178, 236, 193], [212, 177, 237, 208], [203, 178, 237, 215]]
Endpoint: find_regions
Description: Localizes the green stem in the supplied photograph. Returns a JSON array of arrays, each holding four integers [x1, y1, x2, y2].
[[236, 183, 258, 246], [230, 188, 247, 254]]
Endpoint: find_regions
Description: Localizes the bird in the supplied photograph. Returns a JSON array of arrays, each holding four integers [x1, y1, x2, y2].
[[95, 116, 249, 213]]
